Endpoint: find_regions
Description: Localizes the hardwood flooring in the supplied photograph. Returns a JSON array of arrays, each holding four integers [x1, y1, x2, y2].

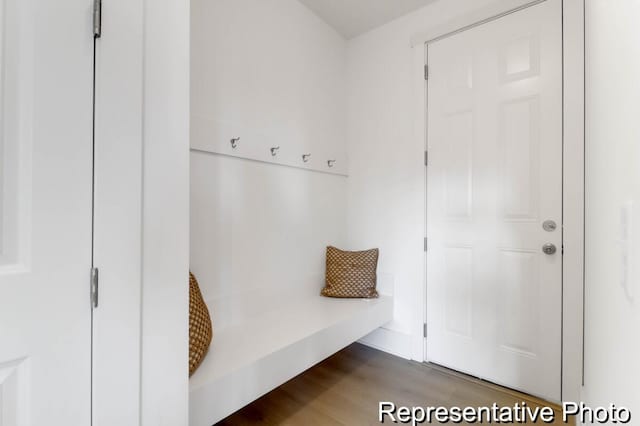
[[217, 343, 569, 425]]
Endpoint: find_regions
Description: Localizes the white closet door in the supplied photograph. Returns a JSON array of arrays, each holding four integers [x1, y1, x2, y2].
[[426, 0, 563, 402], [0, 0, 93, 424]]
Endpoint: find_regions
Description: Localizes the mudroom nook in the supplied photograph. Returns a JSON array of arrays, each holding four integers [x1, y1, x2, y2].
[[188, 1, 396, 422], [2, 0, 639, 425]]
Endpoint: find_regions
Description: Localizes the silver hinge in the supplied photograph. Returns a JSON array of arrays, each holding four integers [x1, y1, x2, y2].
[[424, 64, 429, 80], [423, 323, 428, 338], [424, 237, 428, 252], [91, 267, 99, 308], [424, 150, 428, 166], [93, 0, 102, 38]]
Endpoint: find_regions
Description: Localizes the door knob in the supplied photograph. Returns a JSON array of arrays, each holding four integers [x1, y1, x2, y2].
[[542, 243, 557, 255], [543, 220, 557, 232]]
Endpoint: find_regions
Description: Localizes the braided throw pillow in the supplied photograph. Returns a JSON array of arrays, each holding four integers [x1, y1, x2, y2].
[[189, 272, 213, 376], [321, 246, 379, 299]]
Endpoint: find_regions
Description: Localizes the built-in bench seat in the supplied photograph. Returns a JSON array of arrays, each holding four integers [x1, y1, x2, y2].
[[189, 292, 393, 426]]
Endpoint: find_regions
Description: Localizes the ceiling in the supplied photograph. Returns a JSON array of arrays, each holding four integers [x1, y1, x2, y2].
[[298, 0, 437, 39]]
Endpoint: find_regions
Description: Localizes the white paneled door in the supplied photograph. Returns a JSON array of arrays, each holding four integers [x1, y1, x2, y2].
[[426, 0, 562, 401], [0, 0, 94, 424]]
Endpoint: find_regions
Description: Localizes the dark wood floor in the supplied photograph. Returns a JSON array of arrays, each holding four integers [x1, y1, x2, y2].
[[218, 343, 568, 425]]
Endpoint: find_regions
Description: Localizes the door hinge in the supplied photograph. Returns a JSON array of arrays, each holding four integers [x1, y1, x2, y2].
[[93, 0, 102, 38], [91, 267, 99, 308], [424, 150, 428, 166], [423, 323, 428, 338], [424, 64, 429, 80], [424, 237, 428, 252]]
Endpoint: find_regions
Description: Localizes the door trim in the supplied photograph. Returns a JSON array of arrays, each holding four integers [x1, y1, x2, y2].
[[92, 0, 190, 424], [420, 0, 547, 46], [413, 0, 585, 404], [411, 0, 548, 47], [92, 0, 144, 423]]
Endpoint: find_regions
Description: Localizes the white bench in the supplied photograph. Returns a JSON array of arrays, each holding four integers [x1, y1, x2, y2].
[[189, 289, 393, 426]]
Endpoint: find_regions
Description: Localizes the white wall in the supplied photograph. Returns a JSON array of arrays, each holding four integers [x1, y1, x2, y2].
[[582, 0, 640, 416], [346, 0, 499, 359], [191, 0, 347, 174], [190, 153, 347, 317], [190, 0, 348, 316]]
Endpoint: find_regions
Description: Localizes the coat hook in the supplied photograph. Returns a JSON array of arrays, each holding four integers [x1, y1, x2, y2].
[[230, 137, 240, 149], [270, 146, 280, 157], [302, 154, 311, 163], [327, 160, 336, 168]]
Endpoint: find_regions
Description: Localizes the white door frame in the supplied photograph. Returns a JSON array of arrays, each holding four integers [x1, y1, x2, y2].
[[92, 0, 190, 424], [411, 0, 585, 403], [92, 1, 144, 422]]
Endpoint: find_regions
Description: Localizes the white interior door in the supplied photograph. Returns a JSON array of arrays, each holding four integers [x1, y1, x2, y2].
[[0, 0, 94, 424], [426, 0, 562, 402]]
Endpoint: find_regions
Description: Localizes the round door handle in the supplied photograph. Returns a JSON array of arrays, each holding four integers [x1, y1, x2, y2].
[[542, 243, 557, 255], [543, 220, 557, 232]]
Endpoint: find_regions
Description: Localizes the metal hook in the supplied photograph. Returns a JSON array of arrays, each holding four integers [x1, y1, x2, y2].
[[270, 146, 280, 157], [327, 160, 336, 168], [302, 154, 311, 163], [230, 137, 240, 149]]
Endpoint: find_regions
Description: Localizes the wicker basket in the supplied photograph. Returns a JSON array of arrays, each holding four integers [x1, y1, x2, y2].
[[189, 272, 213, 376]]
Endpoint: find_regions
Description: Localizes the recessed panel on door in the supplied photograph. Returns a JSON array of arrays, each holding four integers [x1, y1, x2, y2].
[[500, 96, 540, 221], [444, 246, 473, 338], [444, 112, 473, 220], [499, 249, 539, 357]]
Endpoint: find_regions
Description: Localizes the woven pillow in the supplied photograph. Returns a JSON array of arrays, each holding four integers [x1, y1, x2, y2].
[[189, 272, 213, 376], [321, 246, 379, 299]]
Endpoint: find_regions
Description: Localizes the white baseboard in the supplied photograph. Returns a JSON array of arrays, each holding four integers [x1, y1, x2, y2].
[[358, 327, 413, 360]]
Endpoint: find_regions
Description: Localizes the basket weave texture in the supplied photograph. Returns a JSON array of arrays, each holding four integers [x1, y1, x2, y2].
[[189, 272, 213, 376], [321, 246, 379, 299]]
